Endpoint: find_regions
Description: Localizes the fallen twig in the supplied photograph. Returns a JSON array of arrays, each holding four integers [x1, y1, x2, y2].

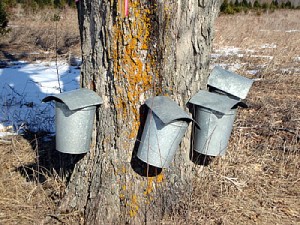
[[222, 176, 247, 191]]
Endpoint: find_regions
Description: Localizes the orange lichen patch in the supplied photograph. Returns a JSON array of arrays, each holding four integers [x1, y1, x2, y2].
[[112, 2, 164, 217], [112, 1, 157, 141], [156, 173, 164, 183], [144, 177, 154, 196], [119, 193, 125, 201], [143, 173, 164, 196], [128, 194, 139, 217], [119, 165, 127, 174]]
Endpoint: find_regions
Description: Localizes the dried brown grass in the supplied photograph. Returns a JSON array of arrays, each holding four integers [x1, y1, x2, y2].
[[0, 135, 64, 225], [1, 6, 80, 62], [213, 10, 300, 74], [160, 10, 300, 225]]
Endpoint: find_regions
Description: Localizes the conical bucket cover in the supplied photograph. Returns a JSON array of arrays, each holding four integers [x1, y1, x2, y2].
[[208, 66, 253, 100], [137, 96, 192, 168]]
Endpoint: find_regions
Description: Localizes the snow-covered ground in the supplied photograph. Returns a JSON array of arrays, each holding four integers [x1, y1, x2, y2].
[[0, 61, 80, 136]]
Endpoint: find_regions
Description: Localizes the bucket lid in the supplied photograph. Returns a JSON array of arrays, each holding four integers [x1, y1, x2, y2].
[[42, 88, 103, 110], [188, 90, 240, 114], [207, 66, 253, 100], [145, 96, 193, 124]]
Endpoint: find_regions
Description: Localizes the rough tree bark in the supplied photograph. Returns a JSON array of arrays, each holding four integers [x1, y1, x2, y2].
[[60, 0, 220, 224]]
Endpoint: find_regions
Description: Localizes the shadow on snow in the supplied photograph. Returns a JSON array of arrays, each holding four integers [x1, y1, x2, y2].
[[0, 59, 80, 183]]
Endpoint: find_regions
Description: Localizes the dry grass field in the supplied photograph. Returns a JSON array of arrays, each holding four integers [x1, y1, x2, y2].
[[0, 6, 80, 62], [0, 9, 299, 225], [169, 10, 300, 224]]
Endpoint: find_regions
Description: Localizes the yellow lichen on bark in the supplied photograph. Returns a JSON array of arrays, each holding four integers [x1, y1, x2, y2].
[[143, 173, 164, 196], [111, 1, 165, 219], [128, 194, 139, 217], [112, 1, 155, 140]]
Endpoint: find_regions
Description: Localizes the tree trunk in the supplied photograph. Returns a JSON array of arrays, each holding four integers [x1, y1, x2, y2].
[[60, 0, 220, 224]]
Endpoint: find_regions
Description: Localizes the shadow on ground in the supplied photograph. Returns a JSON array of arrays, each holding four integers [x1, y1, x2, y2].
[[16, 132, 85, 184]]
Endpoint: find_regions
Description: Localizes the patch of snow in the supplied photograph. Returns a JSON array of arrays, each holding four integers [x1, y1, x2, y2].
[[293, 56, 300, 62], [285, 30, 300, 33], [210, 52, 244, 58], [214, 46, 241, 56], [253, 78, 263, 82], [246, 49, 256, 53], [280, 68, 294, 74], [0, 61, 80, 136], [250, 55, 274, 60], [210, 53, 222, 59], [261, 43, 277, 49], [0, 132, 17, 138], [0, 124, 16, 137], [259, 29, 281, 32], [247, 70, 260, 75], [7, 25, 20, 28], [29, 52, 40, 55], [228, 64, 243, 72], [213, 46, 255, 57], [210, 63, 243, 72]]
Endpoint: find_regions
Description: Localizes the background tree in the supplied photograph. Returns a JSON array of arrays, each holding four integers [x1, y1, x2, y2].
[[60, 0, 221, 224], [270, 0, 278, 11], [0, 1, 9, 35], [220, 0, 235, 14], [234, 0, 243, 12], [241, 0, 249, 8], [253, 0, 261, 9], [262, 2, 270, 12], [272, 0, 279, 8], [220, 0, 229, 12], [284, 1, 293, 9]]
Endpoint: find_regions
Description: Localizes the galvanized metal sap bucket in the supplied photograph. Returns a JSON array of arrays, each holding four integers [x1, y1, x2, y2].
[[43, 88, 103, 154], [187, 67, 253, 156], [189, 91, 240, 156], [137, 96, 192, 168], [208, 66, 254, 100]]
